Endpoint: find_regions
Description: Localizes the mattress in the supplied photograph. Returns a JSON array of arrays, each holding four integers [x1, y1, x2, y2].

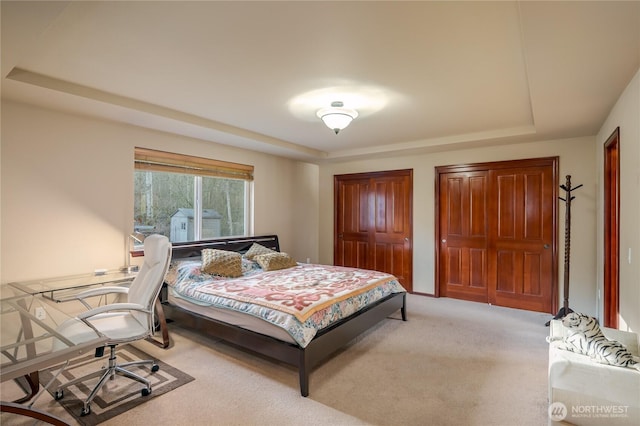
[[167, 289, 296, 343]]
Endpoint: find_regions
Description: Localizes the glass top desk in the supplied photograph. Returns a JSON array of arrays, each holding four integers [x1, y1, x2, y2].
[[1, 284, 108, 425], [1, 283, 108, 383], [9, 269, 138, 303], [7, 269, 169, 348]]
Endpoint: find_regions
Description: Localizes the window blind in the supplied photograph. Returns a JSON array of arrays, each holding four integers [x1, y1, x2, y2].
[[134, 147, 254, 181]]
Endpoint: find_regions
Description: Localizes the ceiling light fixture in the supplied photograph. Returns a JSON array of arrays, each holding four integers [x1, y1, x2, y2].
[[316, 101, 358, 134]]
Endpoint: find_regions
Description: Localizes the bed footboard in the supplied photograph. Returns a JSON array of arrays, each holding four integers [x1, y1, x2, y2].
[[298, 291, 406, 396], [162, 291, 406, 396]]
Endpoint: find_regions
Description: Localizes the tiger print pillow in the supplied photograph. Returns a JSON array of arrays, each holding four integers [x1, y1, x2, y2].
[[560, 312, 640, 370]]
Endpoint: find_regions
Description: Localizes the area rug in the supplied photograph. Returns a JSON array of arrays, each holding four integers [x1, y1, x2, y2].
[[39, 345, 194, 426]]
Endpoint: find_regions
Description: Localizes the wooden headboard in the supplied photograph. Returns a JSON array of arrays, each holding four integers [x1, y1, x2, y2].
[[170, 235, 280, 260]]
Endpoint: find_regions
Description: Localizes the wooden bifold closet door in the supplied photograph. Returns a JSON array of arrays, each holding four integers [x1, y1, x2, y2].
[[334, 169, 413, 293], [436, 158, 558, 313]]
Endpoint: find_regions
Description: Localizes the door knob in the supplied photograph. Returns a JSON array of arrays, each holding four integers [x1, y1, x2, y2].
[[544, 244, 550, 249], [442, 239, 446, 243]]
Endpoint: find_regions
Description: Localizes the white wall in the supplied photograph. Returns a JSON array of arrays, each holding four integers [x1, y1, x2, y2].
[[0, 101, 319, 282], [596, 68, 640, 333], [319, 136, 598, 316]]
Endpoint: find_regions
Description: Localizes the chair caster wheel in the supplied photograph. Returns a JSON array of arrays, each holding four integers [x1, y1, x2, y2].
[[54, 390, 63, 400], [80, 405, 91, 416], [141, 388, 151, 397], [151, 364, 159, 372]]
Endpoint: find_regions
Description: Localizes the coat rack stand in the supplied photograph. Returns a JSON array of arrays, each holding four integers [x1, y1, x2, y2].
[[546, 175, 583, 326]]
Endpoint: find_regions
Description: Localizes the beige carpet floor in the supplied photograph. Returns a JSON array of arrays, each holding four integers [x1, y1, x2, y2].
[[1, 294, 552, 425]]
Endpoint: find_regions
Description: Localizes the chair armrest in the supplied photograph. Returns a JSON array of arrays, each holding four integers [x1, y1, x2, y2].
[[74, 286, 130, 309], [75, 286, 129, 300], [77, 303, 149, 320]]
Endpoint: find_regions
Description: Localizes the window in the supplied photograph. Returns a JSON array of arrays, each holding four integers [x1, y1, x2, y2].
[[134, 148, 253, 245]]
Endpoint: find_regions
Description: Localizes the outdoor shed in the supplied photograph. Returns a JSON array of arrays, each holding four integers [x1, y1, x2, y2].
[[170, 208, 222, 242]]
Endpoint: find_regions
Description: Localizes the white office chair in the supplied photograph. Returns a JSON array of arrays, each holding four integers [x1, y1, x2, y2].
[[53, 234, 172, 416]]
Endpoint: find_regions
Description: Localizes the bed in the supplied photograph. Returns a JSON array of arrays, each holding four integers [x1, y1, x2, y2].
[[160, 235, 407, 396]]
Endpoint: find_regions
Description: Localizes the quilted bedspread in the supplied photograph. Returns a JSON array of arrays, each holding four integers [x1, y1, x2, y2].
[[167, 262, 405, 347]]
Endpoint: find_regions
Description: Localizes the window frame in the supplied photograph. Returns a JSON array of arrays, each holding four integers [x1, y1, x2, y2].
[[132, 147, 254, 256]]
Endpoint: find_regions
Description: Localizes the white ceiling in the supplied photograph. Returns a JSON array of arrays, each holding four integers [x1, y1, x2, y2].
[[2, 1, 639, 162]]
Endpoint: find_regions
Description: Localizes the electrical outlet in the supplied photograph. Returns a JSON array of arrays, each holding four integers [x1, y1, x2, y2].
[[35, 307, 46, 320]]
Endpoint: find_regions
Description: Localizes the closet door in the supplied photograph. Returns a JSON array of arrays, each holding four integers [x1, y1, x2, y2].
[[438, 171, 489, 303], [487, 165, 555, 313], [436, 158, 557, 314], [335, 170, 413, 292], [334, 176, 371, 269]]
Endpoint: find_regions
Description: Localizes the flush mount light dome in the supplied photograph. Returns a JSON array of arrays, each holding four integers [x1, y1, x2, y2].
[[316, 101, 358, 134]]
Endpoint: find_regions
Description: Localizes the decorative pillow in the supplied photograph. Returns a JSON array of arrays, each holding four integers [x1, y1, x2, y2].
[[243, 243, 277, 260], [254, 252, 297, 271], [201, 249, 242, 278]]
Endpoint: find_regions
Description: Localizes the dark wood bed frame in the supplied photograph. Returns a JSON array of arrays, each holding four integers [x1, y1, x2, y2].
[[160, 235, 407, 397]]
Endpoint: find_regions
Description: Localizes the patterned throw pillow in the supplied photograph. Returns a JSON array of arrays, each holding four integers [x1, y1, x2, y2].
[[254, 252, 297, 271], [201, 249, 243, 278], [243, 243, 277, 260]]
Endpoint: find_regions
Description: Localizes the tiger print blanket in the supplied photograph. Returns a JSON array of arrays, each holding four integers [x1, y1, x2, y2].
[[550, 312, 640, 371]]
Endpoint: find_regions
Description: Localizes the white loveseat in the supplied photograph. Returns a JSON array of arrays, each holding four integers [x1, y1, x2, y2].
[[548, 319, 640, 425]]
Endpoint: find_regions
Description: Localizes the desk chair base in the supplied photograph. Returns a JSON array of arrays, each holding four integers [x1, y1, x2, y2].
[[54, 345, 158, 416]]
